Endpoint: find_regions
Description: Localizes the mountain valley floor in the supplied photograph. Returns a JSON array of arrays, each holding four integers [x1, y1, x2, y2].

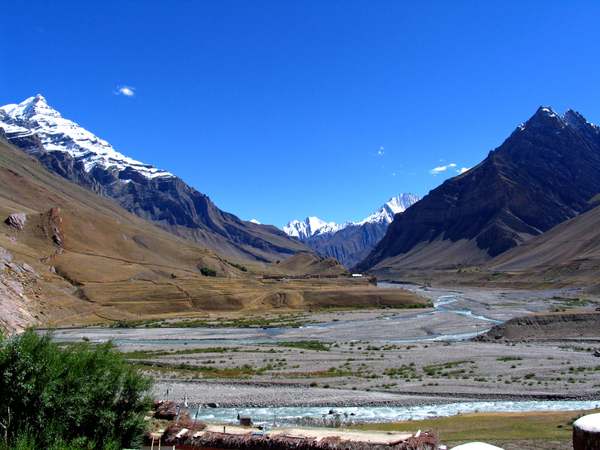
[[49, 285, 600, 410]]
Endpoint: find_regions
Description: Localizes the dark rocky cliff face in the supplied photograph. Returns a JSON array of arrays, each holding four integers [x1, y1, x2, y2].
[[3, 131, 312, 262], [358, 107, 600, 272]]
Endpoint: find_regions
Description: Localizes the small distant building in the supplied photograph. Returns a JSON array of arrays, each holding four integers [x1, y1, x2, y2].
[[237, 413, 253, 427], [352, 273, 363, 277]]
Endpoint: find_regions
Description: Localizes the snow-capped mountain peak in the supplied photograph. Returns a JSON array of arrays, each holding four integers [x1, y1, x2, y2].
[[0, 95, 173, 180], [284, 194, 420, 241], [1, 95, 58, 121], [358, 193, 420, 225], [283, 217, 351, 240]]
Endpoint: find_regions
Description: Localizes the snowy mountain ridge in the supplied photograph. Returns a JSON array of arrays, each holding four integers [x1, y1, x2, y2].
[[357, 193, 421, 226], [283, 217, 353, 240], [284, 194, 420, 241], [1, 94, 315, 262], [0, 95, 173, 180]]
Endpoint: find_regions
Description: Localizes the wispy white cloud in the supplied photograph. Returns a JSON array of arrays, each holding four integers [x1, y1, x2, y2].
[[378, 150, 385, 155], [115, 86, 136, 97], [429, 163, 456, 175], [458, 167, 471, 174]]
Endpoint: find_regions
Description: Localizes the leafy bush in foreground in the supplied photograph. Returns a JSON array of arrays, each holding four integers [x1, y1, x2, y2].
[[0, 330, 153, 449]]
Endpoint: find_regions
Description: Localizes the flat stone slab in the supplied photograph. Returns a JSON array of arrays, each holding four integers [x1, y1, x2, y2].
[[451, 443, 504, 450]]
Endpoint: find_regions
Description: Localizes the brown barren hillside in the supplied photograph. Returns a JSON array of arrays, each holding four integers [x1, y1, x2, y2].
[[371, 203, 600, 290], [274, 252, 350, 276], [0, 138, 423, 332]]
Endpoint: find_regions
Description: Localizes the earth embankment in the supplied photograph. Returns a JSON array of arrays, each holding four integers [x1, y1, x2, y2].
[[478, 309, 600, 341]]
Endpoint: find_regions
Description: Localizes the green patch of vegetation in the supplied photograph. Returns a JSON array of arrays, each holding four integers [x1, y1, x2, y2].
[[224, 260, 247, 272], [497, 356, 523, 362], [556, 298, 589, 307], [356, 409, 600, 443], [109, 318, 166, 328], [124, 346, 235, 359], [422, 360, 475, 377], [200, 267, 217, 277], [273, 341, 330, 352], [0, 330, 153, 449], [174, 313, 313, 329], [135, 361, 256, 378], [384, 364, 418, 378]]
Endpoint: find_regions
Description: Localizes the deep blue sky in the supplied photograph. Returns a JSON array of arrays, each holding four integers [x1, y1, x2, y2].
[[2, 0, 600, 228]]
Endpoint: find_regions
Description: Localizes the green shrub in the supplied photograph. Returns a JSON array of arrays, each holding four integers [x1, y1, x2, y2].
[[0, 330, 153, 449], [200, 267, 217, 276]]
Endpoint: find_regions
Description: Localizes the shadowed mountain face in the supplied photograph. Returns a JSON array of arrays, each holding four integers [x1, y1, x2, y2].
[[305, 221, 390, 268], [358, 107, 600, 274], [0, 95, 313, 263]]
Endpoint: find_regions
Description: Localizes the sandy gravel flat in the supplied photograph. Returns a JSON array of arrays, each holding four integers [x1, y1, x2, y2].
[[202, 424, 413, 443], [51, 285, 600, 408]]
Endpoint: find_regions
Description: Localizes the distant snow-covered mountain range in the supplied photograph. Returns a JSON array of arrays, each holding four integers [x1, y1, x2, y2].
[[284, 194, 420, 240], [283, 194, 420, 268]]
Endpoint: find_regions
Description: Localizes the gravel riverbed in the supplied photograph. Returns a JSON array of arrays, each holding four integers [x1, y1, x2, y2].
[[51, 286, 600, 409]]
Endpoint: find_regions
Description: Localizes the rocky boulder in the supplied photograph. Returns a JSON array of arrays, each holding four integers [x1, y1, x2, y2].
[[5, 213, 26, 230]]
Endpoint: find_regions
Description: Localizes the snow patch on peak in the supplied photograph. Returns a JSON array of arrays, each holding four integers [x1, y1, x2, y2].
[[0, 96, 173, 180], [358, 194, 420, 225], [540, 106, 558, 117], [5, 95, 57, 121], [283, 217, 350, 240], [250, 219, 261, 224], [562, 109, 600, 135], [284, 194, 420, 240]]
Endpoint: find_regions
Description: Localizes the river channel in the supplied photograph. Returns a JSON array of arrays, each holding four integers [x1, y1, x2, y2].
[[51, 285, 598, 421], [189, 400, 600, 425], [52, 284, 513, 345]]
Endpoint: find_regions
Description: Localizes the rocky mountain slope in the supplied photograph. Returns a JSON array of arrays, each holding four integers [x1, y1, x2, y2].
[[357, 107, 600, 278], [285, 194, 420, 267], [0, 134, 234, 331], [0, 95, 314, 262], [1, 137, 422, 332], [485, 199, 600, 288]]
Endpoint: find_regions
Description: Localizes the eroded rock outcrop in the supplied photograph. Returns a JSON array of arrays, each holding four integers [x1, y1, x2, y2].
[[0, 246, 39, 333], [476, 310, 600, 341], [5, 213, 26, 230]]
